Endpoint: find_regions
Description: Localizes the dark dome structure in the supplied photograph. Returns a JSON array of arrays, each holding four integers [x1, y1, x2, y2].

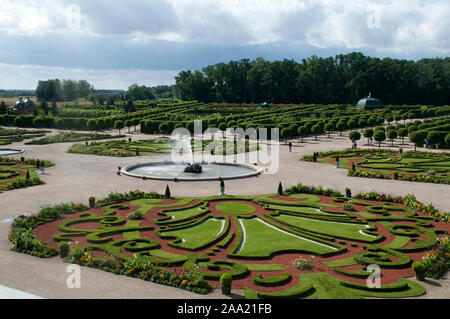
[[14, 97, 35, 115], [356, 93, 383, 109]]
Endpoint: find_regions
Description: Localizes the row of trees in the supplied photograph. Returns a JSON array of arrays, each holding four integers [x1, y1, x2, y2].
[[175, 53, 450, 105], [36, 79, 94, 102]]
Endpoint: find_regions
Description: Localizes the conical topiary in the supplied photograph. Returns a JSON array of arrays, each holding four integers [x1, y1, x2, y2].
[[165, 185, 171, 198], [278, 182, 283, 195]]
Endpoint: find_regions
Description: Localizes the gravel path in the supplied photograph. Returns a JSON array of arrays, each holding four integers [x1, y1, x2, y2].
[[0, 127, 448, 299]]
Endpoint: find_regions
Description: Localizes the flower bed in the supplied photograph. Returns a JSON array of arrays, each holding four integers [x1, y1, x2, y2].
[[7, 186, 450, 299]]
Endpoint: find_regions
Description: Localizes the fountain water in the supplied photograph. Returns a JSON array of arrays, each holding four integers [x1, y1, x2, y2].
[[121, 135, 263, 181]]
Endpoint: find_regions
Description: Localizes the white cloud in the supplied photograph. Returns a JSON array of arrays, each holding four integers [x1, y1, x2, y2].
[[0, 0, 448, 89], [0, 0, 447, 55]]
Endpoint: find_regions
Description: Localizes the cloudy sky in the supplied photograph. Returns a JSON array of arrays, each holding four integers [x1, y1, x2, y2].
[[0, 0, 449, 89]]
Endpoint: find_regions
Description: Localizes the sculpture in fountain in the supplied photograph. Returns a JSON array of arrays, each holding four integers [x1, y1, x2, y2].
[[184, 163, 203, 174]]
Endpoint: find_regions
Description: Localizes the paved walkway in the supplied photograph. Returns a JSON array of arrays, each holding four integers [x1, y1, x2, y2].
[[0, 127, 448, 299]]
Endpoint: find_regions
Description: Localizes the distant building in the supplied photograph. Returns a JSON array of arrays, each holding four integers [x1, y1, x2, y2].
[[14, 97, 35, 115], [356, 93, 383, 109], [257, 101, 273, 109]]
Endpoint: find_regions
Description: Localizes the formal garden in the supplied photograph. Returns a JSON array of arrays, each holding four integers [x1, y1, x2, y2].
[[25, 131, 125, 145], [8, 182, 449, 299], [0, 127, 49, 145], [1, 98, 449, 299], [0, 156, 53, 191], [302, 149, 450, 184], [67, 137, 259, 157]]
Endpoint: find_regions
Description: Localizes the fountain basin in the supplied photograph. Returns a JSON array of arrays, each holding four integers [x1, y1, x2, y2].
[[121, 161, 263, 181], [0, 149, 25, 156]]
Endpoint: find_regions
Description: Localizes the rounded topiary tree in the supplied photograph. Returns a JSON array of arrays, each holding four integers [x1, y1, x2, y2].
[[367, 117, 376, 126], [427, 131, 443, 148], [387, 129, 398, 147], [336, 121, 346, 136], [407, 125, 418, 134], [398, 127, 408, 145], [386, 115, 393, 125], [401, 113, 408, 124], [297, 126, 307, 143], [374, 130, 386, 149], [445, 133, 450, 148], [125, 119, 133, 133], [218, 122, 227, 137], [114, 120, 125, 135], [132, 118, 140, 132], [311, 124, 322, 141], [376, 115, 384, 125], [324, 122, 335, 139], [281, 127, 291, 142], [409, 131, 425, 152], [96, 118, 105, 131], [358, 118, 367, 132], [159, 123, 169, 135], [349, 130, 361, 144], [347, 119, 357, 130], [363, 128, 374, 145]]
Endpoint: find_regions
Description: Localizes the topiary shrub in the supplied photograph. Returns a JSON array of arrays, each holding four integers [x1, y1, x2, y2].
[[127, 209, 144, 220], [220, 273, 232, 295], [88, 196, 96, 208], [58, 241, 70, 258], [345, 187, 352, 198], [277, 182, 283, 196], [165, 185, 171, 198], [412, 261, 426, 281], [343, 201, 355, 211]]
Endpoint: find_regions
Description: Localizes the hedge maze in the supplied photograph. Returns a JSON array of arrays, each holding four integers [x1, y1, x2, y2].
[[12, 187, 448, 299]]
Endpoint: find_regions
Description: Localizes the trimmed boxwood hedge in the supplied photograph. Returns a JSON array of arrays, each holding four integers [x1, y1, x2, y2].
[[252, 272, 291, 286]]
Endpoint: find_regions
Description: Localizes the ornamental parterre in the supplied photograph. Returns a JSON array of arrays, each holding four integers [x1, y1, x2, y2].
[[9, 186, 450, 299]]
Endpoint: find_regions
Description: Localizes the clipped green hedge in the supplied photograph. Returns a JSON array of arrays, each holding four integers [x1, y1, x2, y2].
[[252, 272, 291, 287]]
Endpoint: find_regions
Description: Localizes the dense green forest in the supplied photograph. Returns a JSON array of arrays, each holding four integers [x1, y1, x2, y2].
[[174, 52, 450, 106]]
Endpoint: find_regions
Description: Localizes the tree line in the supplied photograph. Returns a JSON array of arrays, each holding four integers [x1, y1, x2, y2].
[[36, 79, 94, 102], [174, 52, 450, 106]]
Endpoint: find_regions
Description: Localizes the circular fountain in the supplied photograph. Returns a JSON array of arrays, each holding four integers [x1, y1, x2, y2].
[[120, 136, 263, 181], [121, 161, 263, 181]]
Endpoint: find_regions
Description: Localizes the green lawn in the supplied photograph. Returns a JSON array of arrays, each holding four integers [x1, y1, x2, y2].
[[156, 205, 206, 224], [159, 217, 227, 249], [234, 217, 338, 257], [215, 202, 256, 215], [269, 214, 380, 242]]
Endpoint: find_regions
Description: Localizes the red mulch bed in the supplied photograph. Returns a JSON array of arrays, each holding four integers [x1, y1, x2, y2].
[[31, 196, 450, 293]]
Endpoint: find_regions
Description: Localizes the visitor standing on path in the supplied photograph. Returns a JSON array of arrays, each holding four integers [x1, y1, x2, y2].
[[336, 156, 340, 168], [288, 142, 292, 152]]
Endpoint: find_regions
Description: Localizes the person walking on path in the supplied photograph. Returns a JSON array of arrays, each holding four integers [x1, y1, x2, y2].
[[288, 142, 293, 152], [336, 156, 340, 168]]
